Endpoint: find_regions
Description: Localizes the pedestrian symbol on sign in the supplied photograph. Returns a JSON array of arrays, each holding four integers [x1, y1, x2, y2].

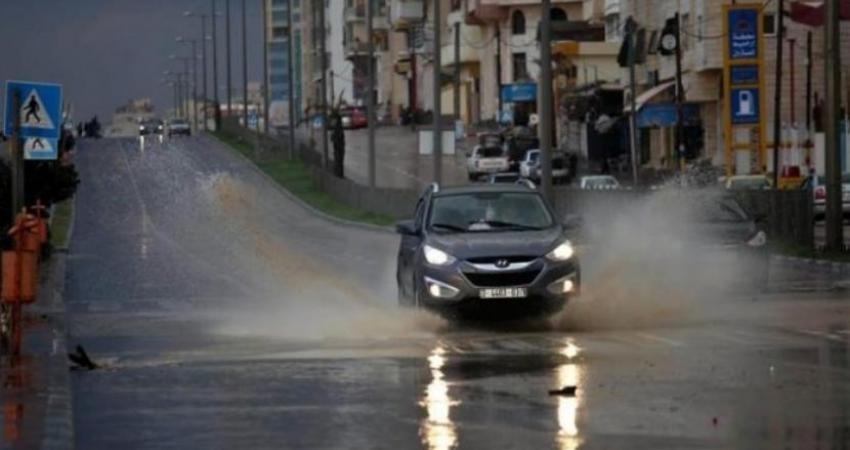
[[19, 89, 54, 129], [23, 136, 58, 160]]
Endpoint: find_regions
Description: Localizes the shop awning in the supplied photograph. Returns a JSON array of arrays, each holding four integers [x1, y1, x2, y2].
[[623, 81, 674, 113]]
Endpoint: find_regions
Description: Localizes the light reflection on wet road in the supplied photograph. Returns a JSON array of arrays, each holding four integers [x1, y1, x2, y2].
[[60, 136, 850, 449]]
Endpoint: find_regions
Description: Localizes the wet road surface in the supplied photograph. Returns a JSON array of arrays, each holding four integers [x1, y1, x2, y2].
[[65, 135, 850, 449]]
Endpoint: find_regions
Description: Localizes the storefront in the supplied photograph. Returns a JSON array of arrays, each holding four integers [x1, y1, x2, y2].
[[500, 83, 537, 126]]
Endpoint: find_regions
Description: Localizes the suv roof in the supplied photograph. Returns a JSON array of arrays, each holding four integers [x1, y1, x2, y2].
[[433, 184, 535, 197]]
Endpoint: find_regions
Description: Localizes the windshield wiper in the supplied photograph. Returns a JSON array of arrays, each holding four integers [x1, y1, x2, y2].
[[431, 223, 467, 232], [475, 220, 544, 231]]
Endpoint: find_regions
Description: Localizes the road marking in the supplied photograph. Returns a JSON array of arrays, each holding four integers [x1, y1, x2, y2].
[[633, 332, 685, 347]]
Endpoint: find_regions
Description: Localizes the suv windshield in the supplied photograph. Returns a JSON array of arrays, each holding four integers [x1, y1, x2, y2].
[[478, 147, 503, 158], [429, 192, 553, 232]]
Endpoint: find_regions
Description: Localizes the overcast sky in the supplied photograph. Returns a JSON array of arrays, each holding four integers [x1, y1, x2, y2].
[[0, 0, 264, 121]]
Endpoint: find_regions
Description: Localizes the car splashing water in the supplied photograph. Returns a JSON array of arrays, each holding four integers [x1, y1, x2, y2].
[[198, 172, 445, 341], [557, 188, 761, 331]]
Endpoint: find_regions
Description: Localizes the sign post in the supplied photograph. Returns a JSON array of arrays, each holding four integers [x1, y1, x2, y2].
[[722, 5, 767, 176], [4, 81, 63, 162]]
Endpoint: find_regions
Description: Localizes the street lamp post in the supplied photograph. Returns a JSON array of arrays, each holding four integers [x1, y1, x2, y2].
[[241, 0, 249, 130], [212, 0, 221, 129], [185, 11, 210, 130], [177, 37, 200, 132], [170, 55, 192, 118]]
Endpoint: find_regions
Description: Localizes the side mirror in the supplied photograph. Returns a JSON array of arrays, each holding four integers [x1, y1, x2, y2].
[[395, 220, 418, 235], [563, 214, 584, 230], [753, 212, 768, 223]]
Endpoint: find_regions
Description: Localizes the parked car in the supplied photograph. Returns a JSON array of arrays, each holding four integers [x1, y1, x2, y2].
[[395, 183, 581, 319], [139, 119, 164, 136], [578, 175, 621, 190], [800, 173, 850, 220], [340, 107, 367, 129], [504, 129, 539, 171], [167, 119, 191, 137], [467, 146, 510, 181], [724, 175, 771, 190], [519, 149, 540, 179]]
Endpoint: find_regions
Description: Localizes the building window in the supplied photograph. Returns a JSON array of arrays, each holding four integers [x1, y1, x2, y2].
[[450, 0, 461, 11], [512, 53, 527, 81], [605, 14, 621, 41], [550, 7, 567, 22], [511, 10, 526, 35], [272, 26, 287, 39], [763, 12, 776, 35]]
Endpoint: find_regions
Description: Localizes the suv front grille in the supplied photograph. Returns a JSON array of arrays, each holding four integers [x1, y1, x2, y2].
[[466, 256, 536, 264], [463, 268, 542, 287]]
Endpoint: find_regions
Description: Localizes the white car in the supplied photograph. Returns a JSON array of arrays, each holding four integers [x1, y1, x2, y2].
[[519, 149, 540, 179], [801, 173, 850, 220], [467, 146, 509, 181], [579, 175, 621, 190]]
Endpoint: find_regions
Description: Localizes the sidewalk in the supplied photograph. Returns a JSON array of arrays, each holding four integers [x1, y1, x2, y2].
[[0, 255, 74, 450]]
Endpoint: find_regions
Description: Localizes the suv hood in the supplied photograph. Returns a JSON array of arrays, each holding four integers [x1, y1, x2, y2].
[[427, 227, 564, 260]]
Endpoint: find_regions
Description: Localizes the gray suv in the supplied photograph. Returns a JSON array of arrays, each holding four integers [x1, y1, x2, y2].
[[395, 183, 581, 319]]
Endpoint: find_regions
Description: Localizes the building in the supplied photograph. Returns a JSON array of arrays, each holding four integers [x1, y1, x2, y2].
[[616, 0, 850, 176], [265, 0, 303, 127]]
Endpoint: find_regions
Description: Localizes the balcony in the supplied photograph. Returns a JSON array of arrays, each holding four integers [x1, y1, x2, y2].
[[465, 0, 508, 25], [345, 0, 388, 27], [441, 11, 482, 67], [390, 0, 424, 30]]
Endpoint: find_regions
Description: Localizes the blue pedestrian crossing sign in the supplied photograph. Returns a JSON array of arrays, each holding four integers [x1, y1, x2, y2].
[[23, 137, 59, 160], [4, 80, 63, 140]]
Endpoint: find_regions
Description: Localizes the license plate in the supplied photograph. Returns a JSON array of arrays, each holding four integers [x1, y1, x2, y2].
[[480, 287, 528, 299]]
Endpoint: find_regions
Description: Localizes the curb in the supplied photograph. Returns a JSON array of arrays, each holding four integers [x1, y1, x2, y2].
[[205, 133, 395, 235], [771, 254, 850, 275], [35, 254, 75, 450]]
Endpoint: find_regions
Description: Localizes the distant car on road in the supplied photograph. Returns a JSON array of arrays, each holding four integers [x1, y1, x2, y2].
[[466, 146, 509, 181], [578, 175, 621, 190], [724, 175, 771, 190], [395, 183, 581, 319], [801, 173, 850, 220], [519, 149, 540, 179], [167, 119, 191, 137], [522, 150, 569, 184], [139, 119, 164, 136]]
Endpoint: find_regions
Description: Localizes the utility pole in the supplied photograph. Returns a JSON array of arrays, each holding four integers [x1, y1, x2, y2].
[[241, 0, 249, 130], [173, 81, 179, 118], [496, 25, 503, 120], [212, 0, 221, 130], [226, 0, 233, 120], [454, 22, 461, 128], [176, 73, 184, 118], [192, 39, 199, 133], [824, 0, 843, 251], [432, 0, 442, 185], [805, 30, 812, 132], [772, 0, 785, 187], [319, 0, 330, 169], [367, 0, 376, 187], [10, 90, 23, 215], [789, 38, 796, 125], [201, 14, 209, 130], [539, 0, 553, 200], [674, 12, 685, 172], [626, 16, 639, 186], [262, 0, 270, 134], [287, 0, 296, 159]]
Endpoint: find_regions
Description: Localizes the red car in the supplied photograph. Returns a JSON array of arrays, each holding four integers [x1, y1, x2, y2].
[[341, 107, 368, 129]]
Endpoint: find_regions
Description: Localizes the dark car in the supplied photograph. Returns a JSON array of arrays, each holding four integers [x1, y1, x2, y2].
[[395, 183, 581, 319], [167, 119, 191, 137], [668, 192, 770, 291], [139, 119, 164, 136]]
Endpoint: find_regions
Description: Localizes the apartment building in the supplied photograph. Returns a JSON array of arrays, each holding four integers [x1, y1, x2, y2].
[[265, 0, 303, 126], [618, 0, 850, 174]]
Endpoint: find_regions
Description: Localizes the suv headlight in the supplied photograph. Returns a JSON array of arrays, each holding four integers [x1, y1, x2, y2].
[[747, 230, 767, 247], [547, 241, 575, 261], [423, 245, 456, 266]]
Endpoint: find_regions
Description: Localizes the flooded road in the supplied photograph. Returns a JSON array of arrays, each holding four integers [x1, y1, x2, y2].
[[63, 136, 850, 449]]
